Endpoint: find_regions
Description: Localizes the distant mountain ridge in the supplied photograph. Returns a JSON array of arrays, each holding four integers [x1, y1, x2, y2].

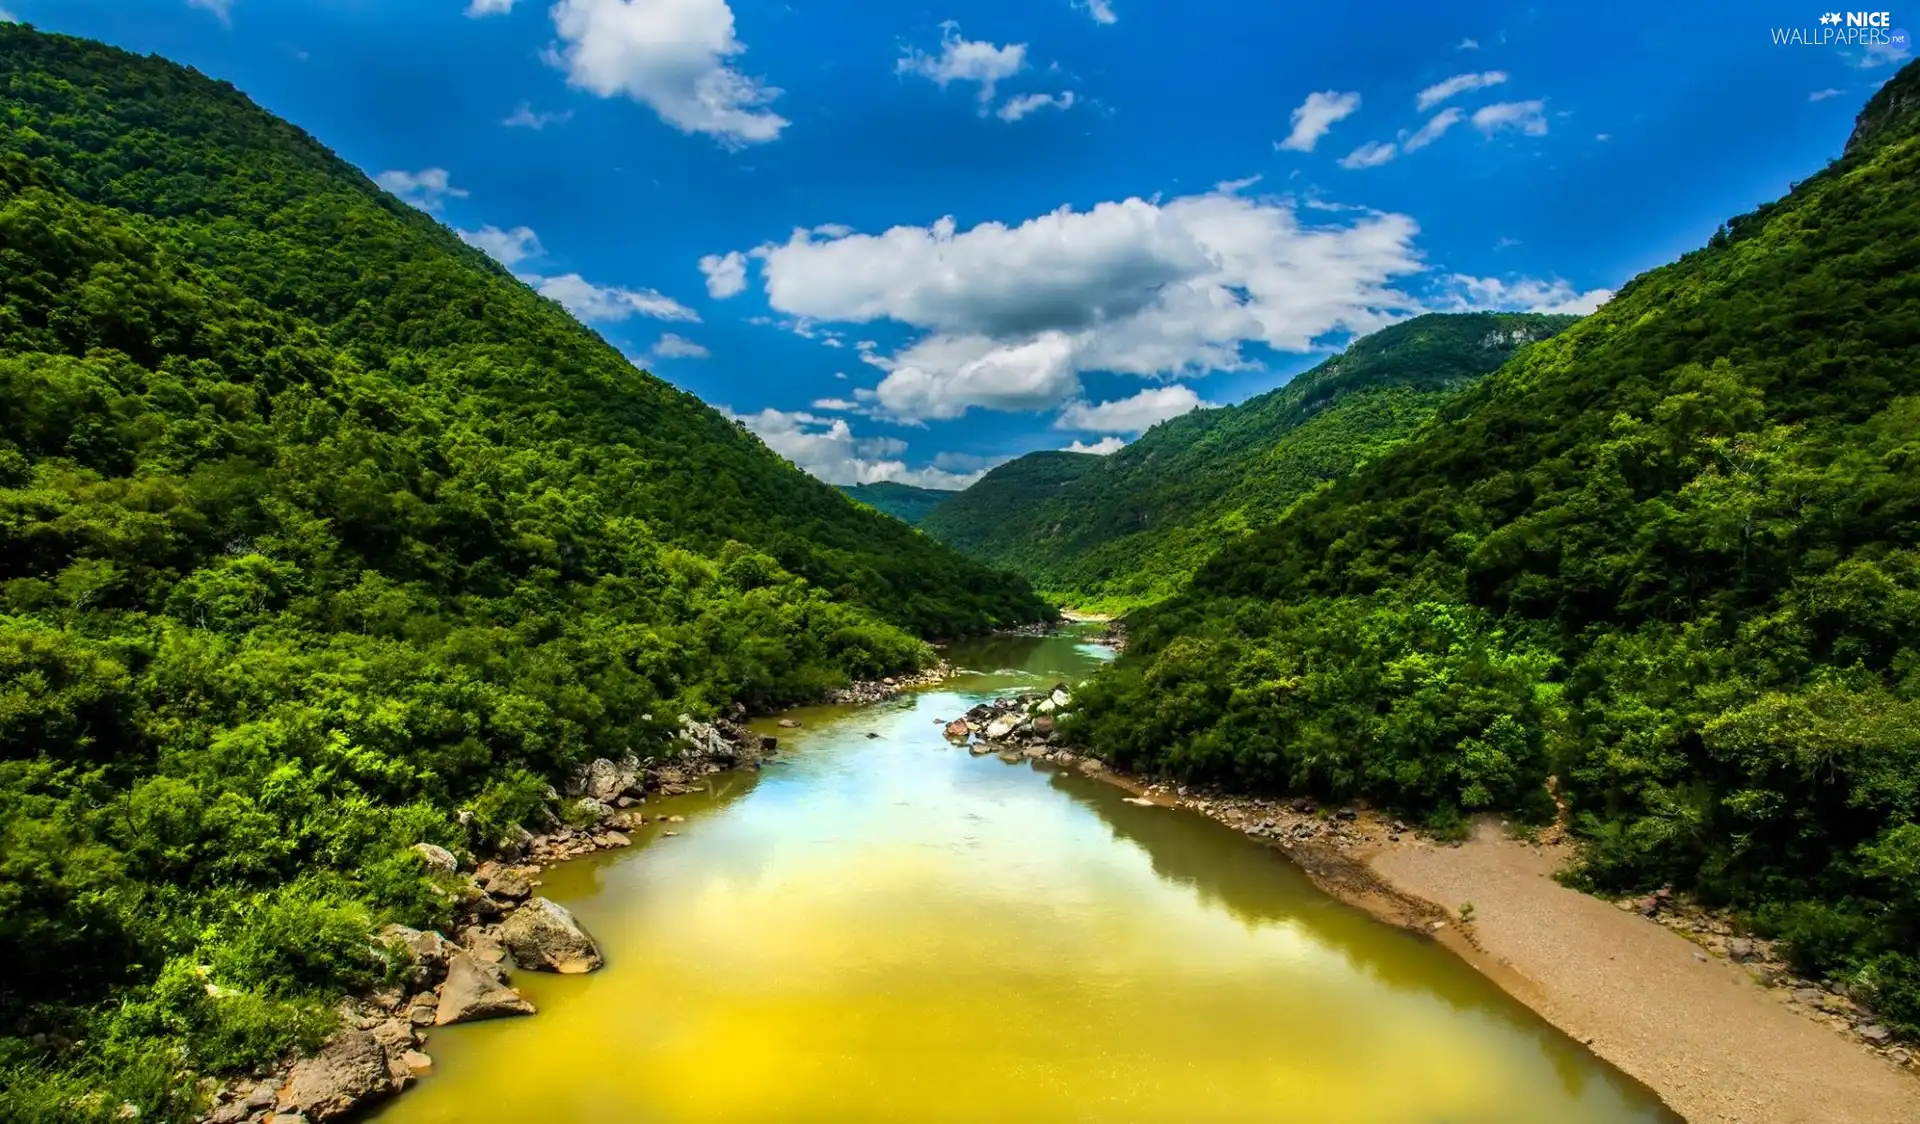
[[837, 481, 957, 525], [919, 312, 1578, 610]]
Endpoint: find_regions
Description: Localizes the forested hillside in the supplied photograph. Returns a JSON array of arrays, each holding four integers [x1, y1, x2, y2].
[[919, 313, 1575, 610], [1067, 62, 1920, 1031], [836, 481, 955, 525], [0, 25, 1044, 1119]]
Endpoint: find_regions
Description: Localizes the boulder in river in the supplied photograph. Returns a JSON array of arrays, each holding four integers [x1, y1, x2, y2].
[[501, 897, 604, 973], [984, 715, 1018, 740], [943, 718, 969, 740], [277, 1030, 395, 1120], [435, 953, 536, 1025]]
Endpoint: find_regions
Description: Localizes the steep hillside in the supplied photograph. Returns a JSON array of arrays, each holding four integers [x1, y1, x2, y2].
[[920, 313, 1576, 610], [837, 481, 955, 524], [0, 25, 1044, 1119], [1069, 63, 1920, 1031]]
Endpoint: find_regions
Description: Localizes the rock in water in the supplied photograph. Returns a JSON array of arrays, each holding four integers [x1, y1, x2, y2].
[[501, 897, 604, 973], [435, 953, 536, 1025], [278, 1031, 394, 1120], [943, 718, 969, 740], [984, 716, 1017, 740]]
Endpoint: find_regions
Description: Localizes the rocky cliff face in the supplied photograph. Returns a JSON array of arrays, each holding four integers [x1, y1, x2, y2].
[[1845, 57, 1920, 157]]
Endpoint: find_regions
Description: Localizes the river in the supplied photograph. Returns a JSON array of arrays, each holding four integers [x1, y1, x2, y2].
[[371, 626, 1677, 1123]]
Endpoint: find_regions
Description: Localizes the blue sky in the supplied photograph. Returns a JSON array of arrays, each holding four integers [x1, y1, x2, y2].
[[22, 0, 1912, 488]]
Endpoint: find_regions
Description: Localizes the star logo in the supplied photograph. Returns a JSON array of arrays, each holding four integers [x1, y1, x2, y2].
[[1820, 11, 1842, 23]]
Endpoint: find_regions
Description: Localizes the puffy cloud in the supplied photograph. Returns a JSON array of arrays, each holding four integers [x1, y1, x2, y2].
[[458, 224, 544, 267], [699, 250, 750, 297], [186, 0, 233, 25], [1077, 0, 1117, 24], [652, 332, 710, 358], [1471, 100, 1548, 137], [547, 0, 787, 145], [535, 273, 700, 322], [732, 187, 1427, 421], [724, 408, 986, 488], [1415, 70, 1507, 111], [1277, 90, 1360, 152], [1339, 140, 1397, 169], [1456, 37, 1480, 50], [997, 91, 1075, 122], [897, 22, 1027, 107], [1402, 106, 1464, 152], [1054, 384, 1211, 432], [1064, 436, 1127, 455], [376, 168, 468, 210], [1443, 274, 1613, 315], [503, 102, 573, 129], [466, 0, 515, 14]]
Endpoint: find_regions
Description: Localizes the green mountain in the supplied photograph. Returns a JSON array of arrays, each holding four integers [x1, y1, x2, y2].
[[0, 25, 1045, 1117], [919, 313, 1577, 611], [1068, 63, 1920, 1032], [837, 481, 957, 525]]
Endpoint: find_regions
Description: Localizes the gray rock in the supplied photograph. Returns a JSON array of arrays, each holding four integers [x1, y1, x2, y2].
[[435, 953, 536, 1025], [501, 897, 604, 974], [399, 1050, 433, 1074], [1726, 937, 1756, 962], [410, 843, 458, 875], [582, 758, 624, 804], [277, 1030, 394, 1120], [483, 868, 533, 901], [1050, 688, 1071, 708], [1857, 1024, 1894, 1045]]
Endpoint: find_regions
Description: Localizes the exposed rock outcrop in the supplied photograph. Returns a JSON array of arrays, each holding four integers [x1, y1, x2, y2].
[[435, 953, 536, 1025], [277, 1031, 394, 1121], [500, 897, 604, 974]]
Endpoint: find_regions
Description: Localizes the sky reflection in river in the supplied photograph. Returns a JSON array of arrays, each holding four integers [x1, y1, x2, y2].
[[372, 629, 1676, 1124]]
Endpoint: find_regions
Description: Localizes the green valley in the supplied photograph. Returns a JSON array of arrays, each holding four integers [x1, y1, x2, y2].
[[836, 481, 956, 525]]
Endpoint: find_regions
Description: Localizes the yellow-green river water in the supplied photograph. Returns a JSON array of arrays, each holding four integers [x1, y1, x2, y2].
[[371, 627, 1676, 1123]]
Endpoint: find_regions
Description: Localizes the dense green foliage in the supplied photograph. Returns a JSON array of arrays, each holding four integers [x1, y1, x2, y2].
[[920, 314, 1575, 611], [0, 26, 1045, 1120], [836, 480, 956, 525], [1068, 63, 1920, 1031]]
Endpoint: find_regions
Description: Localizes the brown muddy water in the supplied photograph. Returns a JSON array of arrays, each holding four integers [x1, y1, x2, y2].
[[370, 627, 1678, 1124]]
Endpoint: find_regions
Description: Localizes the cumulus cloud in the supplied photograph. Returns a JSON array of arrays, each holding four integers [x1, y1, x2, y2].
[[1064, 436, 1127, 455], [897, 22, 1027, 107], [699, 250, 750, 297], [1416, 70, 1507, 111], [547, 0, 787, 145], [1472, 100, 1548, 137], [376, 168, 468, 210], [535, 273, 700, 322], [1339, 141, 1397, 169], [1443, 274, 1612, 315], [725, 407, 986, 488], [503, 102, 573, 129], [998, 91, 1076, 122], [730, 187, 1428, 421], [1077, 0, 1117, 24], [1402, 106, 1464, 152], [1054, 384, 1211, 432], [458, 224, 544, 267], [466, 0, 515, 14], [1277, 90, 1361, 152], [652, 332, 710, 358], [187, 0, 233, 25]]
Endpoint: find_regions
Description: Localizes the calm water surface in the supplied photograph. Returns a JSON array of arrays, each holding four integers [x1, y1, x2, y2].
[[373, 627, 1677, 1124]]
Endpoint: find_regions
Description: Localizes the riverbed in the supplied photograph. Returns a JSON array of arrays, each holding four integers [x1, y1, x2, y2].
[[371, 626, 1676, 1123]]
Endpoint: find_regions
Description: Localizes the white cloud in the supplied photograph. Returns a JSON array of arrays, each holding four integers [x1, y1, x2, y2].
[[1861, 38, 1911, 68], [1415, 70, 1507, 111], [1077, 0, 1117, 24], [187, 0, 233, 25], [547, 0, 787, 145], [997, 91, 1076, 122], [1472, 100, 1548, 137], [1595, 132, 1611, 141], [1809, 88, 1844, 102], [725, 408, 985, 487], [458, 224, 544, 267], [504, 102, 573, 129], [1456, 37, 1480, 50], [897, 22, 1027, 108], [1339, 140, 1397, 169], [1064, 436, 1128, 455], [699, 250, 750, 297], [1402, 106, 1464, 152], [534, 273, 700, 322], [376, 168, 468, 210], [731, 186, 1427, 421], [1054, 384, 1211, 432], [1277, 90, 1361, 152], [652, 332, 710, 358], [1443, 274, 1612, 315], [467, 0, 515, 15], [812, 397, 860, 410]]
